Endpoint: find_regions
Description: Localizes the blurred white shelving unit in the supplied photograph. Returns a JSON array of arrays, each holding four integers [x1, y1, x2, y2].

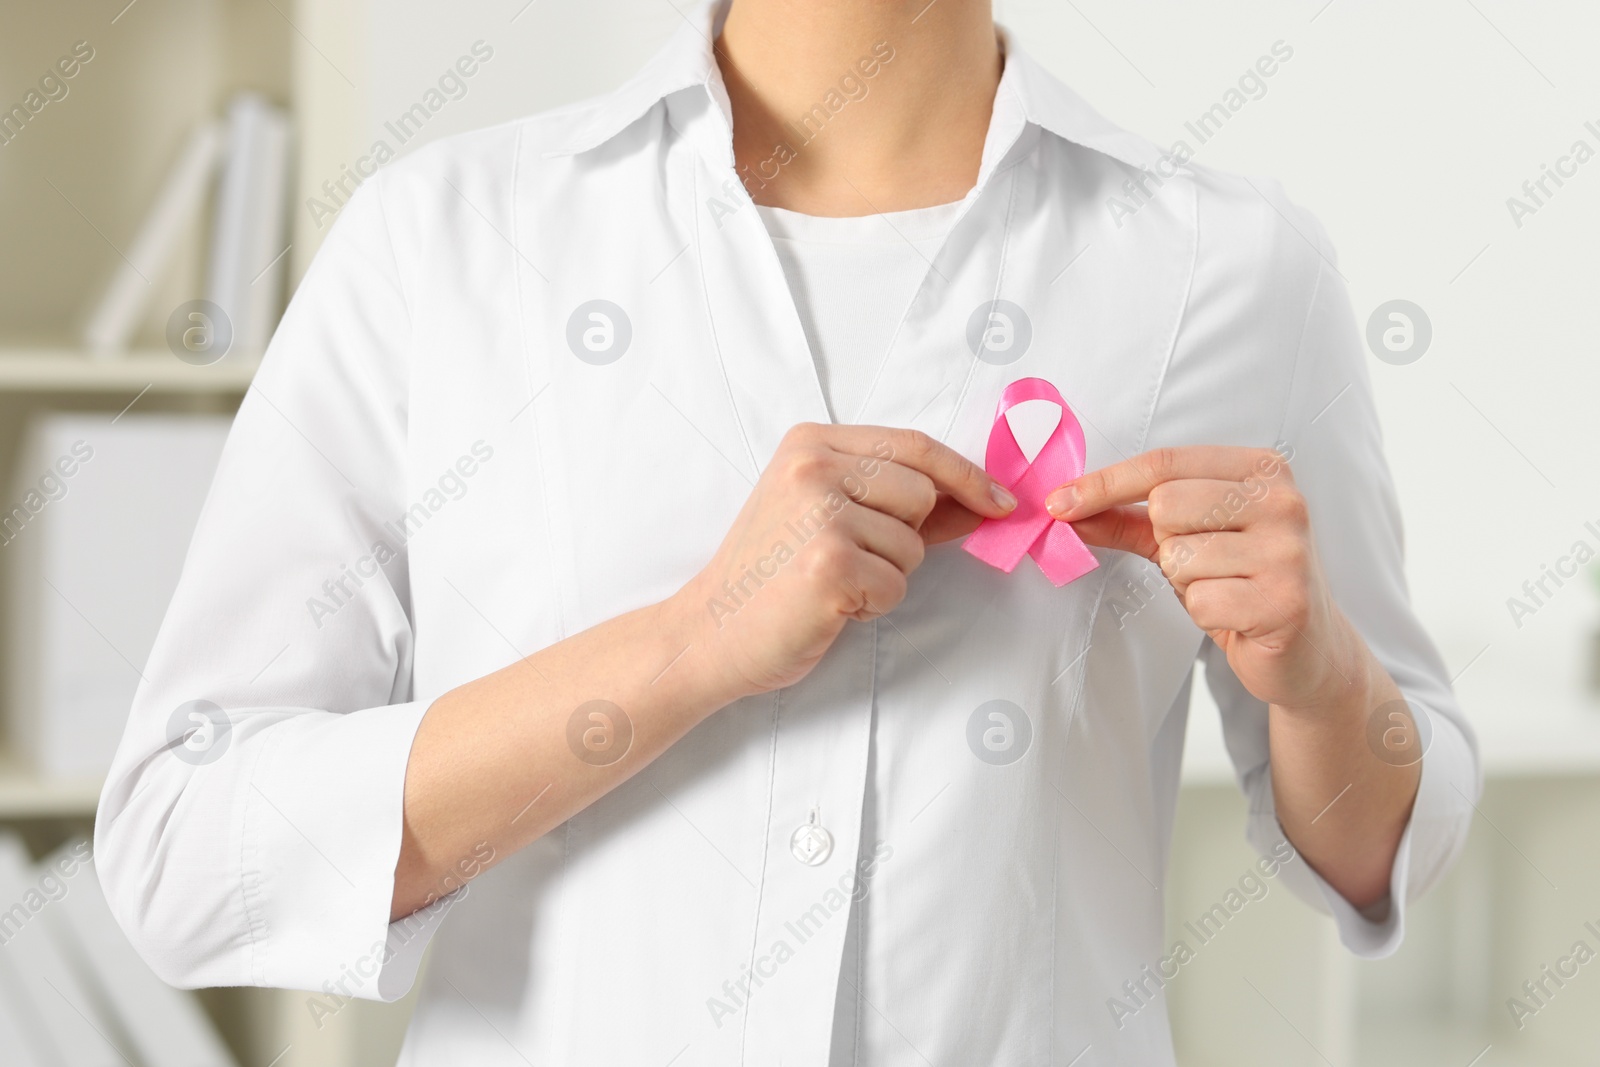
[[0, 2, 306, 1065], [0, 752, 101, 820], [0, 0, 415, 1060], [0, 349, 260, 393]]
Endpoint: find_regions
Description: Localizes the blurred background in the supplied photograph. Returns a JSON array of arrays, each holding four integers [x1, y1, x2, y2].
[[1, 0, 1597, 1064]]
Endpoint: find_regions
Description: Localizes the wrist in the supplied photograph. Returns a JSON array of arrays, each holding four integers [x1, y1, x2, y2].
[[1278, 610, 1384, 717], [659, 577, 759, 710]]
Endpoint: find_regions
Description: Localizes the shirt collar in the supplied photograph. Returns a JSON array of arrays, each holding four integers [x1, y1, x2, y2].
[[547, 0, 1164, 173]]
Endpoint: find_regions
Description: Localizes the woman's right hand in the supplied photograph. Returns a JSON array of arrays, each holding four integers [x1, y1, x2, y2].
[[391, 422, 1016, 919], [681, 422, 1017, 697]]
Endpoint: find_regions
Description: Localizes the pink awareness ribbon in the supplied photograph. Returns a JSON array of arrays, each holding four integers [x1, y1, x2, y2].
[[963, 378, 1100, 587]]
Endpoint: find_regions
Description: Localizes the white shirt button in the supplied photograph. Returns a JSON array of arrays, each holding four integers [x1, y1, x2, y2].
[[790, 819, 833, 866]]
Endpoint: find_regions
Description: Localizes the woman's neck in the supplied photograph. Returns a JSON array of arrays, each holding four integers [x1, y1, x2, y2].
[[716, 0, 1001, 216]]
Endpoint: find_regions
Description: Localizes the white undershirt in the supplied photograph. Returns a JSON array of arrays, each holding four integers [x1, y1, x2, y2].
[[757, 199, 965, 423]]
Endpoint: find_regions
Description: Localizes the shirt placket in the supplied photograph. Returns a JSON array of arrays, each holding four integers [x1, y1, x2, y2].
[[666, 66, 1041, 1064], [737, 621, 878, 1064]]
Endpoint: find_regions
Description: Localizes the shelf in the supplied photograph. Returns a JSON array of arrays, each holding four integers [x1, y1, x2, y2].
[[1355, 1020, 1497, 1067], [0, 349, 259, 394], [0, 752, 101, 820]]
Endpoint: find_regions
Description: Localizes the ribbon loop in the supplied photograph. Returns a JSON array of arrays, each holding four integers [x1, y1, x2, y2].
[[963, 378, 1099, 587]]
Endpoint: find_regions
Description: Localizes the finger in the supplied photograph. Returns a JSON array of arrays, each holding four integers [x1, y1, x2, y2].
[[1146, 479, 1268, 538], [839, 551, 908, 621], [839, 502, 926, 575], [1157, 531, 1255, 594], [1070, 505, 1158, 560], [1046, 446, 1289, 520], [919, 497, 985, 545], [1182, 576, 1274, 638], [833, 458, 939, 528], [1158, 531, 1308, 589], [822, 425, 1017, 521]]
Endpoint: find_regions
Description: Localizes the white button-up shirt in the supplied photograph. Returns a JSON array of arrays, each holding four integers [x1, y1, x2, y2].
[[96, 3, 1479, 1063]]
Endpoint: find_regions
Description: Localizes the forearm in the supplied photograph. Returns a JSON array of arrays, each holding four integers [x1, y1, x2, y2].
[[1267, 615, 1422, 910], [390, 588, 745, 920], [389, 424, 1013, 921]]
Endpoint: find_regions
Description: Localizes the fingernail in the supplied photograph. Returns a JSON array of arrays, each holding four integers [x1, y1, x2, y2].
[[1046, 487, 1076, 518], [990, 482, 1017, 512]]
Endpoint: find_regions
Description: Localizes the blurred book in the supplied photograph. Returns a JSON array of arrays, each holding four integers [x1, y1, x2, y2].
[[40, 839, 238, 1067], [81, 121, 225, 357], [207, 93, 292, 356], [0, 834, 125, 1065], [0, 834, 237, 1067], [81, 91, 291, 358], [3, 413, 231, 780]]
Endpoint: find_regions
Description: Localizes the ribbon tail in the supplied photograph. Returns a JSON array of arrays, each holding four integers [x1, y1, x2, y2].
[[1030, 521, 1100, 587]]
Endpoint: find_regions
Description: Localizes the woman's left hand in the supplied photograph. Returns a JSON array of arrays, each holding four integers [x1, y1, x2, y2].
[[1046, 446, 1367, 711]]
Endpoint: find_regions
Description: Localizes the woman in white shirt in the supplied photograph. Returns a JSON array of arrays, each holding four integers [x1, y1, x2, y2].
[[96, 0, 1478, 1063]]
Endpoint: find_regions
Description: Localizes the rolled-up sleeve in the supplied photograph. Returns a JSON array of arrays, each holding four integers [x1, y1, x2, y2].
[[1207, 206, 1481, 959], [94, 175, 449, 1000]]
